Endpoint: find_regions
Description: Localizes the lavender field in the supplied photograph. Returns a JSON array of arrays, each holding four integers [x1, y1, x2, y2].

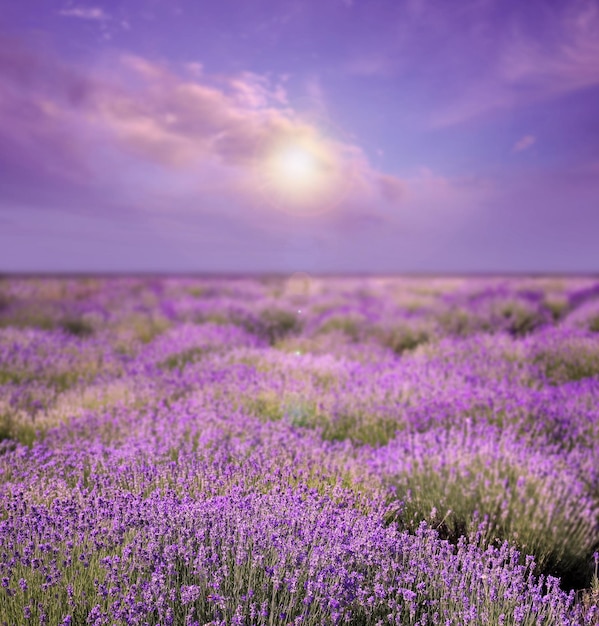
[[1, 275, 599, 625]]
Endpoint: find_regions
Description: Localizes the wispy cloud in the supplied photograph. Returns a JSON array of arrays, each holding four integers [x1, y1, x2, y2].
[[513, 135, 536, 152], [184, 62, 204, 77], [430, 0, 599, 126], [377, 173, 406, 204], [499, 2, 599, 94], [229, 71, 289, 109], [59, 6, 109, 21]]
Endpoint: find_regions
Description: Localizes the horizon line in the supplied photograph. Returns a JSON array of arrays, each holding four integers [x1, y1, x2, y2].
[[2, 271, 599, 280]]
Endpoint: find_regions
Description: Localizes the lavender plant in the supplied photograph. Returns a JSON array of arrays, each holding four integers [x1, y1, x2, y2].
[[0, 275, 598, 625]]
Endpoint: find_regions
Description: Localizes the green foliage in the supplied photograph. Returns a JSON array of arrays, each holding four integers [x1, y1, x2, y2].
[[241, 391, 285, 422], [321, 412, 399, 446], [0, 292, 9, 312], [242, 392, 399, 446], [386, 455, 596, 587], [60, 317, 94, 337], [316, 316, 362, 341], [0, 368, 81, 392], [49, 370, 82, 392], [577, 556, 599, 616], [159, 347, 208, 371], [127, 315, 171, 344], [0, 310, 56, 331], [0, 531, 139, 626], [436, 309, 484, 337], [228, 308, 301, 344], [0, 413, 41, 447], [500, 303, 544, 336], [372, 325, 430, 355], [0, 413, 11, 442], [311, 371, 337, 391], [0, 369, 26, 385], [544, 298, 569, 322], [259, 308, 302, 344], [281, 395, 321, 428], [201, 313, 230, 325], [534, 343, 599, 384]]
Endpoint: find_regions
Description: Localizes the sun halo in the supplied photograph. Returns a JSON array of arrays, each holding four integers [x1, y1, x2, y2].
[[254, 132, 345, 214]]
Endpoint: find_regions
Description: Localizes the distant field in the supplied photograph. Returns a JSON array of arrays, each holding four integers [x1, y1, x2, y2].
[[1, 275, 598, 625]]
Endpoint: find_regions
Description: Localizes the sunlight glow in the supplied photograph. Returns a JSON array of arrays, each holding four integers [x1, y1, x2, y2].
[[255, 130, 349, 214], [274, 145, 320, 188]]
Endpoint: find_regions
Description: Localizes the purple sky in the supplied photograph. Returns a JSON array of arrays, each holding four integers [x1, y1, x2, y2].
[[1, 0, 598, 273]]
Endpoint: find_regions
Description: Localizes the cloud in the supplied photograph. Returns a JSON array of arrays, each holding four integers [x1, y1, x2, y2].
[[377, 173, 406, 204], [0, 36, 406, 224], [229, 71, 289, 109], [499, 2, 599, 95], [513, 135, 536, 152], [100, 56, 298, 171], [59, 6, 109, 21], [184, 62, 203, 77], [0, 40, 96, 193], [429, 0, 599, 126]]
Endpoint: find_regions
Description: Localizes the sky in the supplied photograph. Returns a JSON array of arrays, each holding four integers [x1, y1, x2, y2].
[[0, 0, 598, 274]]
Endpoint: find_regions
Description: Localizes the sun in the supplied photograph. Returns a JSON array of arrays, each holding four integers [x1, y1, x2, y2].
[[273, 144, 321, 190], [251, 119, 355, 214], [265, 139, 328, 200], [255, 131, 344, 213]]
